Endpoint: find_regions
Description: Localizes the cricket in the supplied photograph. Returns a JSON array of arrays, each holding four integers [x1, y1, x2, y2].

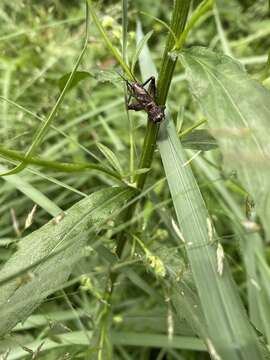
[[125, 76, 166, 123]]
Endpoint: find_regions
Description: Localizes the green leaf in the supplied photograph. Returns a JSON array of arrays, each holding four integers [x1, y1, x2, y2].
[[181, 129, 218, 151], [7, 331, 206, 359], [158, 118, 265, 359], [0, 165, 61, 217], [97, 142, 124, 176], [256, 253, 270, 344], [0, 186, 136, 336], [94, 69, 121, 84], [131, 30, 153, 75], [189, 151, 265, 331], [133, 168, 150, 175], [180, 46, 270, 237], [135, 21, 264, 360], [58, 70, 93, 92]]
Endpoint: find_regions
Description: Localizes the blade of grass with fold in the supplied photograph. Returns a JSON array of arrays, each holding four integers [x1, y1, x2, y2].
[[136, 0, 209, 341], [136, 3, 266, 360], [0, 165, 61, 217], [158, 116, 265, 359], [136, 2, 213, 355], [180, 47, 270, 337], [190, 150, 264, 331], [180, 47, 270, 238], [0, 186, 137, 336]]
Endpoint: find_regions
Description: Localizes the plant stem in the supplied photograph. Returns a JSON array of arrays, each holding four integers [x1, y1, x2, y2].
[[97, 1, 191, 352], [157, 0, 191, 106], [0, 146, 122, 181], [179, 118, 207, 137], [135, 0, 191, 190]]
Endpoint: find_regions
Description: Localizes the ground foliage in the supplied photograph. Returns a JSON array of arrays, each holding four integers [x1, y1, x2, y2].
[[0, 0, 270, 359]]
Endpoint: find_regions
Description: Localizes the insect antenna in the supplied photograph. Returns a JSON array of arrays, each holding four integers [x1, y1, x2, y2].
[[115, 70, 137, 86]]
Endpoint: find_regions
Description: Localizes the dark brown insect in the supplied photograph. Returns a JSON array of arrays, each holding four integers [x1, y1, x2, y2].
[[126, 76, 165, 123]]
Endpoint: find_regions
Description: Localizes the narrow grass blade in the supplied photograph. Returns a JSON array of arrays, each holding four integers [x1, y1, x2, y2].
[[131, 30, 153, 75], [122, 0, 128, 64], [97, 142, 124, 176], [88, 0, 133, 79], [7, 331, 206, 360], [136, 21, 157, 79], [0, 147, 122, 181], [0, 165, 61, 217]]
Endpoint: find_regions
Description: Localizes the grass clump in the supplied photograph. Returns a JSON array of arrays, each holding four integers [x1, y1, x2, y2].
[[0, 1, 270, 359]]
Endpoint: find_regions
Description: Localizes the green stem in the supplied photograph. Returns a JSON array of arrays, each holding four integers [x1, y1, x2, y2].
[[179, 118, 207, 137], [96, 2, 191, 350], [135, 120, 158, 189], [135, 0, 191, 190], [175, 0, 214, 50], [0, 146, 121, 181], [157, 0, 191, 105]]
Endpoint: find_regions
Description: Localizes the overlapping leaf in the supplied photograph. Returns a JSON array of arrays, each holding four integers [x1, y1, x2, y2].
[[0, 186, 136, 336], [180, 46, 270, 236]]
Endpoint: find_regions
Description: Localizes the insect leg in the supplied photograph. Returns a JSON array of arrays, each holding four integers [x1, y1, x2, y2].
[[128, 101, 144, 111], [125, 81, 136, 108], [142, 76, 155, 88], [126, 93, 132, 106], [147, 77, 157, 99]]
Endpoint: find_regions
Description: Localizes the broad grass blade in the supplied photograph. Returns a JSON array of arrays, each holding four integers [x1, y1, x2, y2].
[[0, 186, 136, 336], [190, 152, 264, 331], [137, 22, 265, 359], [180, 46, 270, 238], [180, 46, 270, 338], [158, 118, 265, 359]]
